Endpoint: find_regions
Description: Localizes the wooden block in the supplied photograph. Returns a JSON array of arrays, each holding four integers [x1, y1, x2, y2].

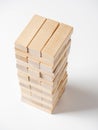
[[16, 64, 28, 72], [28, 19, 59, 58], [40, 39, 71, 71], [31, 83, 52, 100], [52, 80, 66, 107], [53, 72, 67, 95], [28, 68, 40, 78], [22, 96, 52, 113], [40, 56, 67, 81], [41, 24, 73, 63], [51, 71, 67, 95], [17, 70, 29, 81], [17, 69, 27, 76], [30, 77, 40, 85], [52, 84, 65, 112], [30, 86, 52, 102], [20, 82, 30, 89], [15, 49, 28, 57], [21, 86, 31, 95], [31, 93, 51, 107], [15, 15, 46, 52], [21, 92, 52, 109], [19, 78, 29, 86], [28, 58, 39, 69], [16, 59, 28, 67], [16, 55, 27, 62], [30, 80, 52, 94]]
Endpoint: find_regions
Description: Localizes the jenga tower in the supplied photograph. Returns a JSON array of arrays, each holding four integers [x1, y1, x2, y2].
[[15, 15, 73, 113]]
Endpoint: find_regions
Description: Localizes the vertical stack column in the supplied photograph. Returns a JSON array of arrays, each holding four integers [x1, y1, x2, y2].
[[15, 15, 73, 113]]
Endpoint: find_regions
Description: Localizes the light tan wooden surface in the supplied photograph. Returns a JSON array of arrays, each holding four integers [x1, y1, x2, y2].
[[28, 19, 59, 58], [42, 24, 73, 61], [15, 15, 46, 52]]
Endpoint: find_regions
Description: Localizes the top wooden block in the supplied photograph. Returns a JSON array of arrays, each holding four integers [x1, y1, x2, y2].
[[42, 23, 73, 61], [15, 15, 46, 52], [15, 15, 73, 61], [28, 19, 59, 58]]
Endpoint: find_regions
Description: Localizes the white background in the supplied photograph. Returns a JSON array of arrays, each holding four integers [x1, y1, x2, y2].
[[0, 0, 98, 130]]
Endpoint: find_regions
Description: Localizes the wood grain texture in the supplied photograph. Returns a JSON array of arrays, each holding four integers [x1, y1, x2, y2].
[[28, 19, 59, 58], [16, 64, 28, 72], [42, 24, 73, 61], [20, 72, 67, 104], [22, 97, 53, 113], [28, 58, 39, 69], [21, 73, 67, 113], [15, 15, 46, 52], [16, 59, 28, 67]]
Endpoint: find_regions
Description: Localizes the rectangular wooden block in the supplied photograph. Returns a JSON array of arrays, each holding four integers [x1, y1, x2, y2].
[[15, 15, 46, 52], [28, 58, 39, 69], [16, 64, 28, 73], [40, 57, 67, 81], [28, 68, 40, 78], [16, 55, 27, 62], [30, 76, 40, 85], [17, 70, 29, 81], [16, 59, 28, 67], [41, 24, 73, 63], [40, 39, 71, 69], [28, 19, 59, 58], [20, 82, 30, 89], [22, 96, 52, 113]]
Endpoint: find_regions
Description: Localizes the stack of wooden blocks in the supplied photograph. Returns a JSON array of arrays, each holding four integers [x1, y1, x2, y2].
[[15, 15, 73, 113]]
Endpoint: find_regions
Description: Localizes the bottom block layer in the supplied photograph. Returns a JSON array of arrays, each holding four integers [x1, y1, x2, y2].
[[21, 84, 65, 114]]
